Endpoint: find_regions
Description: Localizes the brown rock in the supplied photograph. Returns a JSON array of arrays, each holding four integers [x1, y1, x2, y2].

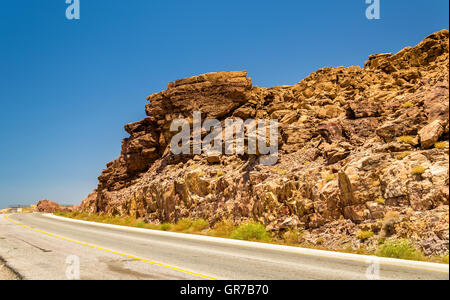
[[35, 200, 61, 213], [338, 172, 355, 207], [419, 119, 445, 149], [206, 152, 221, 164], [343, 205, 367, 223]]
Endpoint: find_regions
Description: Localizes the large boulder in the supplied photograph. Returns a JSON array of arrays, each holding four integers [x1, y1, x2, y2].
[[35, 200, 61, 213], [419, 119, 445, 149]]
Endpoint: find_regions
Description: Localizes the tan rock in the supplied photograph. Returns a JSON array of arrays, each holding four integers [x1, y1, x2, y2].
[[206, 152, 221, 164], [419, 119, 445, 149], [338, 172, 356, 207], [317, 105, 343, 119]]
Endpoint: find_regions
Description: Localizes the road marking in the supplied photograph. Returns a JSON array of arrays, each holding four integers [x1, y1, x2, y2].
[[4, 215, 218, 280]]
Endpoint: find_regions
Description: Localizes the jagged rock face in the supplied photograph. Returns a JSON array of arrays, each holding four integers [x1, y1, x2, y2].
[[82, 30, 449, 255], [96, 71, 254, 192]]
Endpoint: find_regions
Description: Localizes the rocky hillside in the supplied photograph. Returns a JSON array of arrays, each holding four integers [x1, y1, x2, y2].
[[82, 30, 449, 256]]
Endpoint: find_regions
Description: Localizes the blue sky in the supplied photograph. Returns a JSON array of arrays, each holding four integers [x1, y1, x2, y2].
[[0, 0, 448, 208]]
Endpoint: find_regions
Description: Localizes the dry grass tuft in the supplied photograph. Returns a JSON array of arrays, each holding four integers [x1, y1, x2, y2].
[[411, 166, 426, 175]]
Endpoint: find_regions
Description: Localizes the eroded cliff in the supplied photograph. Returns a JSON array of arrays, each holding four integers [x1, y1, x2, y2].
[[82, 30, 449, 256]]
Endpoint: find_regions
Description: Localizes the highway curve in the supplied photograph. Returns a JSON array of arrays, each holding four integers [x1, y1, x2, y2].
[[0, 213, 448, 280]]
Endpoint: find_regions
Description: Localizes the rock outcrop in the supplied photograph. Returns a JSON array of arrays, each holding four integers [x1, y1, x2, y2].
[[82, 30, 449, 256], [35, 200, 62, 213], [35, 200, 74, 213]]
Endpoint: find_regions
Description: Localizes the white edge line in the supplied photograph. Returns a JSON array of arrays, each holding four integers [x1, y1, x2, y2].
[[41, 213, 449, 273]]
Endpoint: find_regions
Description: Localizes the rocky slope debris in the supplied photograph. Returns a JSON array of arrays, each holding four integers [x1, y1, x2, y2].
[[82, 30, 450, 256]]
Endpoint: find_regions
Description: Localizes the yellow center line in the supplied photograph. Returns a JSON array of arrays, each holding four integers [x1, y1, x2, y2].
[[5, 214, 218, 280]]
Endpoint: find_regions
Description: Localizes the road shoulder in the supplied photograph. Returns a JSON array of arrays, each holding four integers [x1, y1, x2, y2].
[[0, 256, 21, 280]]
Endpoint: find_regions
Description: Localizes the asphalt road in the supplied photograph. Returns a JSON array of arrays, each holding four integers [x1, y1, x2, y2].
[[0, 213, 448, 280]]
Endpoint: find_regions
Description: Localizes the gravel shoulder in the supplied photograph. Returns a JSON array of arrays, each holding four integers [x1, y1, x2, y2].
[[0, 257, 21, 280]]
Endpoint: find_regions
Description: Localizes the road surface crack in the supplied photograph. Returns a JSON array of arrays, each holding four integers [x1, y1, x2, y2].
[[15, 238, 52, 253]]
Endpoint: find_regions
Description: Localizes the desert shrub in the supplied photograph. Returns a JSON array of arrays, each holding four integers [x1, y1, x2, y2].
[[70, 211, 81, 218], [94, 214, 108, 223], [170, 218, 210, 233], [144, 223, 160, 230], [397, 136, 415, 145], [135, 220, 147, 228], [210, 219, 236, 238], [402, 101, 414, 108], [356, 230, 375, 241], [434, 141, 448, 149], [325, 173, 335, 182], [124, 216, 137, 226], [356, 245, 372, 255], [396, 151, 411, 160], [442, 255, 449, 264], [382, 211, 400, 237], [189, 219, 209, 232], [108, 216, 121, 225], [54, 211, 68, 217], [173, 218, 194, 232], [316, 237, 325, 245], [343, 243, 354, 253], [68, 211, 91, 220], [411, 166, 426, 175], [282, 228, 303, 244], [376, 239, 423, 261], [231, 222, 270, 242], [160, 223, 172, 231], [111, 215, 136, 227], [278, 169, 287, 175], [375, 197, 386, 205]]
